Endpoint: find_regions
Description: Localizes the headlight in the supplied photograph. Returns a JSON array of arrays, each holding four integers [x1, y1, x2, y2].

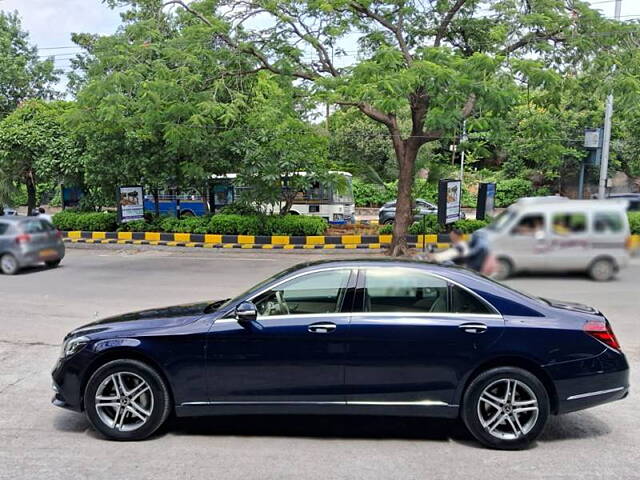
[[61, 336, 90, 358]]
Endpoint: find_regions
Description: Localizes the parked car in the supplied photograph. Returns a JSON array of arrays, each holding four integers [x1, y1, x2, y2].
[[52, 259, 629, 449], [1, 206, 17, 216], [485, 197, 632, 281], [0, 216, 65, 275], [607, 193, 640, 212], [378, 198, 465, 225]]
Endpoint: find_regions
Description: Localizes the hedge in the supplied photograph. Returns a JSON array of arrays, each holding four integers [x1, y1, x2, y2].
[[629, 212, 640, 234], [378, 217, 489, 235], [53, 211, 328, 236]]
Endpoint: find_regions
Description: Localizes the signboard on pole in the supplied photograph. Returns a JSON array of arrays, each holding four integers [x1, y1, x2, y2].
[[476, 182, 496, 220], [117, 186, 144, 223], [437, 179, 462, 225]]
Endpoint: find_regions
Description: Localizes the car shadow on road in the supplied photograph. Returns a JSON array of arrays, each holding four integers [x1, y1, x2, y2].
[[9, 265, 63, 276]]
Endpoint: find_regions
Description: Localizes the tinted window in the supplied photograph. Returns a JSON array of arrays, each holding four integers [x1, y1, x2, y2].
[[22, 220, 46, 233], [364, 268, 448, 313], [451, 286, 493, 314], [0, 223, 9, 235], [254, 269, 350, 317], [593, 212, 624, 233], [552, 212, 586, 235], [511, 214, 545, 236]]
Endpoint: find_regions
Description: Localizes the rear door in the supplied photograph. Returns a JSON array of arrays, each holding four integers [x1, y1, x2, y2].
[[346, 266, 504, 409]]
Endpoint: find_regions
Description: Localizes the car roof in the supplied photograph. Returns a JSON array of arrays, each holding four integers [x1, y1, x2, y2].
[[291, 258, 474, 276], [0, 216, 39, 222]]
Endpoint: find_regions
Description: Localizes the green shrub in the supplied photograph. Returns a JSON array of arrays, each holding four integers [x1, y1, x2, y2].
[[268, 215, 328, 236], [495, 178, 534, 207], [378, 224, 393, 234], [629, 212, 640, 235], [451, 218, 489, 233], [52, 210, 117, 231], [381, 217, 488, 235], [117, 220, 156, 232], [218, 203, 262, 216], [408, 215, 444, 234]]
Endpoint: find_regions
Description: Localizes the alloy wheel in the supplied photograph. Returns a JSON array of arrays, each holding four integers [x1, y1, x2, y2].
[[477, 378, 539, 441], [1, 254, 18, 275], [94, 372, 154, 432]]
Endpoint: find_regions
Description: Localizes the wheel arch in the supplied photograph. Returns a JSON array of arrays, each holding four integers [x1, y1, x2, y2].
[[80, 347, 174, 412], [587, 254, 618, 270], [458, 356, 559, 415]]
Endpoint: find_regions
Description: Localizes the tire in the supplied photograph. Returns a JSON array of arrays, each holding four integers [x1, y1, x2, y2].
[[462, 367, 550, 450], [383, 218, 394, 225], [84, 359, 172, 441], [588, 258, 615, 282], [0, 253, 19, 275], [45, 259, 61, 268], [493, 258, 513, 281]]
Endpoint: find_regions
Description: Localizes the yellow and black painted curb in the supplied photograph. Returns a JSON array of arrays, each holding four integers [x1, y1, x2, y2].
[[62, 231, 456, 250]]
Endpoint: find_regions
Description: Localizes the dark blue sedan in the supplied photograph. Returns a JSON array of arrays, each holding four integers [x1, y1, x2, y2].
[[52, 259, 629, 449]]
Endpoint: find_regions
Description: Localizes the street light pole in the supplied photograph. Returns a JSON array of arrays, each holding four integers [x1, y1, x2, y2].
[[598, 0, 622, 199], [459, 119, 467, 183]]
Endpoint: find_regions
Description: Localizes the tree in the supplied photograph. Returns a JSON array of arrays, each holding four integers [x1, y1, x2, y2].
[[0, 11, 59, 119], [0, 100, 83, 215], [169, 0, 617, 255]]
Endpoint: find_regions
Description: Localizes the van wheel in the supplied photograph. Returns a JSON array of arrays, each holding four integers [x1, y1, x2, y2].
[[0, 253, 19, 275], [462, 367, 550, 450], [588, 258, 615, 281], [493, 258, 513, 281]]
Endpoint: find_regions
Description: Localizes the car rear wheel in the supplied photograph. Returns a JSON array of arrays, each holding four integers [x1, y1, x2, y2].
[[588, 258, 615, 282], [0, 253, 19, 275], [462, 367, 550, 450], [45, 259, 61, 268], [84, 359, 171, 441]]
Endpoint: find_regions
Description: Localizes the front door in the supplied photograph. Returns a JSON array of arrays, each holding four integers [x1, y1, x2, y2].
[[346, 267, 504, 409], [206, 268, 354, 404]]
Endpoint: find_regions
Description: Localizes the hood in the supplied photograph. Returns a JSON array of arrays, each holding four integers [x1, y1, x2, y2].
[[542, 298, 602, 316], [71, 299, 230, 336]]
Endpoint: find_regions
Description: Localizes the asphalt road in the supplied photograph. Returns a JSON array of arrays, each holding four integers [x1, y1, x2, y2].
[[1, 246, 639, 480]]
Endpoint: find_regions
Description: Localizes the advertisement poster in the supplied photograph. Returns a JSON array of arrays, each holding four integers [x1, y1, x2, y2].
[[118, 186, 144, 223], [438, 179, 462, 225]]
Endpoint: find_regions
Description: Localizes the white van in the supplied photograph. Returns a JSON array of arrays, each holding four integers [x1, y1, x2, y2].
[[485, 197, 631, 281]]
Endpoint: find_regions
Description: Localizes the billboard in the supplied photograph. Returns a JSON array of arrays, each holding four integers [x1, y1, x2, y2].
[[476, 182, 496, 220], [117, 186, 144, 223], [437, 179, 462, 225]]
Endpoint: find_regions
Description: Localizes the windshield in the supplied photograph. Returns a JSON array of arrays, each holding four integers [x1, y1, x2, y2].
[[487, 208, 516, 231]]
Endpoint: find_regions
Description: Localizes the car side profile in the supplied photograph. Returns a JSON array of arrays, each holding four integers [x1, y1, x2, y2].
[[52, 259, 629, 449]]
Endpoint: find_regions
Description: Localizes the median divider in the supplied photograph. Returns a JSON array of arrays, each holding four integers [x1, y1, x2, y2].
[[61, 231, 457, 249]]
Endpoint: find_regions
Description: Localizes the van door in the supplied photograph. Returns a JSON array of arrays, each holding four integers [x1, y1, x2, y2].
[[547, 211, 590, 271]]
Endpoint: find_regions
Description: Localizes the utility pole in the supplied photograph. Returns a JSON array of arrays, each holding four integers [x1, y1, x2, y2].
[[598, 0, 622, 199], [459, 119, 467, 183]]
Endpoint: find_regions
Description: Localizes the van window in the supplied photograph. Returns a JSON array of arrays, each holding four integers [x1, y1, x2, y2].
[[552, 213, 586, 235], [593, 212, 624, 233], [511, 214, 545, 236]]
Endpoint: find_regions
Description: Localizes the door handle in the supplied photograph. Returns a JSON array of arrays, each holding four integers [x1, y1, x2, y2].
[[459, 323, 488, 334], [308, 322, 337, 334]]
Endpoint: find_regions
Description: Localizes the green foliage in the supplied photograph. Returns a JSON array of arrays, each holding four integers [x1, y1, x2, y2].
[[408, 216, 443, 234], [378, 224, 393, 234], [495, 179, 534, 208], [352, 179, 393, 207], [218, 203, 262, 216], [628, 213, 640, 235], [52, 210, 118, 231]]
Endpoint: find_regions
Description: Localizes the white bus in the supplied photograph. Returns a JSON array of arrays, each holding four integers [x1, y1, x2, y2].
[[211, 171, 355, 224]]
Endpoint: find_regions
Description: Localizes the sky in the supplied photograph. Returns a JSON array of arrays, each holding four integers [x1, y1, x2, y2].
[[1, 0, 639, 89]]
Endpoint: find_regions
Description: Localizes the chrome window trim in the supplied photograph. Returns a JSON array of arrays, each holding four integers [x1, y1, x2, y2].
[[215, 312, 501, 324], [180, 399, 454, 407], [360, 266, 501, 317], [566, 386, 625, 401]]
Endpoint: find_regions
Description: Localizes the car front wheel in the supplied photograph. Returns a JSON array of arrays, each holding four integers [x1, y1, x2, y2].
[[84, 359, 171, 441], [462, 367, 550, 450]]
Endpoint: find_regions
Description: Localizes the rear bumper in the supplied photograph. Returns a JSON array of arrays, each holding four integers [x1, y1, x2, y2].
[[544, 348, 630, 414], [18, 243, 65, 267]]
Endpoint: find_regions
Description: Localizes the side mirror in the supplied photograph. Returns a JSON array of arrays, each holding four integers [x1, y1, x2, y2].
[[235, 301, 257, 323]]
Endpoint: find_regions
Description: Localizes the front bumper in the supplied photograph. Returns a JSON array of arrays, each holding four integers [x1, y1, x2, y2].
[[51, 350, 91, 413]]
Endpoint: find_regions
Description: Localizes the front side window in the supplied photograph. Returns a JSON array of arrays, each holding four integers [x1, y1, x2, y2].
[[593, 212, 624, 234], [552, 212, 586, 235], [511, 214, 545, 236], [363, 268, 494, 315], [254, 269, 351, 317]]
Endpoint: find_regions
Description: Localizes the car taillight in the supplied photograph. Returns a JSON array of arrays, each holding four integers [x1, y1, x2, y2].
[[584, 320, 621, 350], [625, 236, 633, 251], [55, 230, 63, 239], [15, 234, 31, 245]]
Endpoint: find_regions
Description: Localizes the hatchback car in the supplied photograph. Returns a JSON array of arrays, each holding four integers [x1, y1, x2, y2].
[[0, 216, 65, 274], [52, 259, 629, 449], [379, 199, 465, 225]]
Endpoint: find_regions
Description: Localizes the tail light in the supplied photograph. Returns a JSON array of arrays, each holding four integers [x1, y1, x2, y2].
[[15, 233, 31, 245], [584, 320, 621, 350], [55, 230, 63, 239], [625, 236, 633, 251]]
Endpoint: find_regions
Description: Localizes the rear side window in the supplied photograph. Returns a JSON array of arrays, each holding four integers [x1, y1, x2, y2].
[[552, 212, 586, 235], [363, 268, 494, 315], [0, 223, 9, 235], [593, 212, 624, 233], [22, 221, 46, 233]]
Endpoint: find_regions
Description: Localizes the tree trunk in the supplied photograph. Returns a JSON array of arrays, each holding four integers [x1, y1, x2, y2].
[[26, 172, 37, 217], [152, 188, 160, 218], [389, 138, 419, 256]]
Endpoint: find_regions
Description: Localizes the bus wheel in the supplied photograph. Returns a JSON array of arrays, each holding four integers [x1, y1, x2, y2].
[[180, 210, 194, 217]]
